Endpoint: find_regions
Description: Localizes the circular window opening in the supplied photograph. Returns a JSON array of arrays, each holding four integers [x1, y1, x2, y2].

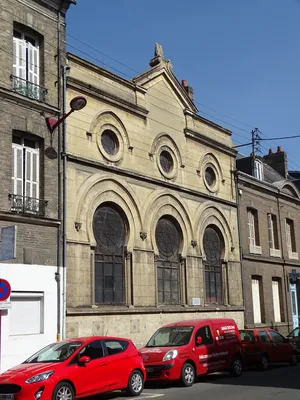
[[160, 151, 174, 173], [205, 167, 216, 187], [101, 130, 119, 155]]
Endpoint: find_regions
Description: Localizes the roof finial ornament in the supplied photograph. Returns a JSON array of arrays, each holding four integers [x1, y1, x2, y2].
[[154, 42, 164, 58]]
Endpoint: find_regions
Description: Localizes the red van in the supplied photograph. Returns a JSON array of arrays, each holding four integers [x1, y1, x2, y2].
[[140, 318, 242, 387]]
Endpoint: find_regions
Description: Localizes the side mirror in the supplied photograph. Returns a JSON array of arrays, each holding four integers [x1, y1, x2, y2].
[[196, 337, 203, 345], [79, 356, 91, 364]]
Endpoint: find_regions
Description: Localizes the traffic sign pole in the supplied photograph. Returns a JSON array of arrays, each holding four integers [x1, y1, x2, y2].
[[0, 279, 11, 373]]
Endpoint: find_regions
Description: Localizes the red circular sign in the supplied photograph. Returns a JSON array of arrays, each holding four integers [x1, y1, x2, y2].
[[0, 279, 11, 302]]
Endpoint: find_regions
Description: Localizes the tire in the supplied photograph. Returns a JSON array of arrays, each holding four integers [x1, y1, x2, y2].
[[229, 356, 242, 377], [180, 362, 196, 387], [126, 370, 144, 397], [52, 381, 74, 400], [290, 352, 298, 366], [259, 354, 269, 371]]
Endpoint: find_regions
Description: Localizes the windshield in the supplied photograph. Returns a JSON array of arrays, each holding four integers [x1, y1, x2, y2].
[[24, 341, 83, 363], [146, 326, 194, 347]]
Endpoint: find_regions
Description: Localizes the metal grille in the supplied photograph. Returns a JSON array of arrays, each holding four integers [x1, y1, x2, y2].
[[93, 205, 126, 304], [101, 130, 119, 155], [156, 217, 181, 305], [203, 227, 223, 304], [8, 194, 47, 217], [11, 75, 47, 102]]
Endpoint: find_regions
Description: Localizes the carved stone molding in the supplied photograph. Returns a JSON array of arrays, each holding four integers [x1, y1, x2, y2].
[[140, 231, 147, 241], [75, 222, 82, 232], [191, 240, 197, 248]]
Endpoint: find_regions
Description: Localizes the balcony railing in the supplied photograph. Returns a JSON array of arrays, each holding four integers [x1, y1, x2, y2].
[[11, 75, 48, 102], [8, 194, 48, 217]]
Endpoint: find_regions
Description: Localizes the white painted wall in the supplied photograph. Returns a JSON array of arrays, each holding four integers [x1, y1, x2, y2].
[[0, 263, 59, 372]]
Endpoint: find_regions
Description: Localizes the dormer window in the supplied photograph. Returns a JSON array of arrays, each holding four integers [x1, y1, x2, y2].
[[254, 159, 263, 180]]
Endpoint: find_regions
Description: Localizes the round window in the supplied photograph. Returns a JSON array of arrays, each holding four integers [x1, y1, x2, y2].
[[160, 151, 174, 173], [205, 167, 216, 187], [101, 130, 119, 155]]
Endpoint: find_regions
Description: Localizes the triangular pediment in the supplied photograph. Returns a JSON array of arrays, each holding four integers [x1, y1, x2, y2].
[[133, 57, 198, 114]]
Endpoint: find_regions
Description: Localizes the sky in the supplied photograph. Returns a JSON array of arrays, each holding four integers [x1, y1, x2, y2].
[[66, 0, 300, 171]]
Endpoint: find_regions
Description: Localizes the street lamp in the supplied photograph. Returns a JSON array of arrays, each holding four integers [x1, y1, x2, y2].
[[46, 96, 87, 133]]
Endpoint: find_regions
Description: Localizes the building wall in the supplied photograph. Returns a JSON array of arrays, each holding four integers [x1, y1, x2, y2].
[[1, 263, 59, 372], [238, 175, 300, 335], [65, 53, 244, 342]]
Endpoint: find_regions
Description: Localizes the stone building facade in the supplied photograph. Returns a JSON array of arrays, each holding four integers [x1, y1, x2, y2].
[[65, 45, 244, 347], [237, 149, 300, 336], [0, 0, 75, 372]]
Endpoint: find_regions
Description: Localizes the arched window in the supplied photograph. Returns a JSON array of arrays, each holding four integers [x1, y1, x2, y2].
[[203, 226, 224, 304], [155, 216, 182, 305], [93, 204, 127, 304]]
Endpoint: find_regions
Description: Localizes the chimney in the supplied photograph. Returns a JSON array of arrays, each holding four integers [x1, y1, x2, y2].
[[182, 79, 194, 102], [263, 146, 288, 178]]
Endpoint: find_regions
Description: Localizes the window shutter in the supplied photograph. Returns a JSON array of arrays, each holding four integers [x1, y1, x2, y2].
[[27, 43, 40, 99], [272, 280, 281, 323], [252, 279, 262, 324], [13, 37, 26, 80], [248, 211, 255, 247], [12, 144, 23, 195], [25, 147, 39, 199], [286, 220, 292, 253], [268, 214, 274, 249]]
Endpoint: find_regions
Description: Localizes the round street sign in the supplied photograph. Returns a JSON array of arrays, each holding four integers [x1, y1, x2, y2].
[[0, 279, 11, 302]]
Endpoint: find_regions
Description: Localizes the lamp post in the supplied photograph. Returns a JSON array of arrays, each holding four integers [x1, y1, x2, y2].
[[46, 76, 87, 340]]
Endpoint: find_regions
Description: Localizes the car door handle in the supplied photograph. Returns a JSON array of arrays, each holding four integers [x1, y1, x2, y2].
[[99, 362, 108, 366]]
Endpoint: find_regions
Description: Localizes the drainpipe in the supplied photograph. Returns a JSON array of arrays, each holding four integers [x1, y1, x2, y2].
[[276, 190, 291, 332], [56, 6, 62, 343], [61, 65, 69, 339], [234, 171, 245, 309]]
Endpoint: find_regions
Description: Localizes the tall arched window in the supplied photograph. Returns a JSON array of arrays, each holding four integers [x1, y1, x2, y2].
[[155, 216, 182, 305], [203, 226, 224, 304], [93, 204, 127, 304]]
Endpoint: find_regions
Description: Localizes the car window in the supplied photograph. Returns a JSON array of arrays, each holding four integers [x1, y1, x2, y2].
[[258, 331, 271, 343], [240, 330, 255, 342], [269, 331, 286, 344], [195, 326, 213, 346], [79, 340, 104, 360], [104, 340, 128, 356], [146, 326, 194, 347], [288, 328, 300, 338]]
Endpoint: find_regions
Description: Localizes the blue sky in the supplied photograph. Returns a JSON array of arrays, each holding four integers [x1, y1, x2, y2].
[[67, 0, 300, 171]]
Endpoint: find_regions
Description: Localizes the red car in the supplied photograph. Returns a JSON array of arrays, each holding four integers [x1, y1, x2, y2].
[[140, 318, 243, 387], [0, 336, 146, 399], [240, 328, 297, 370]]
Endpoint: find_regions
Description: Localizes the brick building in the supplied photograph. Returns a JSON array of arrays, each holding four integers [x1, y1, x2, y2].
[[65, 45, 244, 347], [237, 148, 300, 336], [0, 0, 75, 372]]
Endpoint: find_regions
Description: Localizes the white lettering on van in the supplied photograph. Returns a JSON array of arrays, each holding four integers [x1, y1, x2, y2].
[[199, 351, 228, 360]]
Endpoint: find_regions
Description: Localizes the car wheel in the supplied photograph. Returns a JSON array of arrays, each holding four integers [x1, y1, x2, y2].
[[126, 370, 144, 396], [259, 354, 269, 371], [290, 353, 298, 366], [230, 356, 242, 377], [52, 381, 74, 400], [180, 362, 196, 387]]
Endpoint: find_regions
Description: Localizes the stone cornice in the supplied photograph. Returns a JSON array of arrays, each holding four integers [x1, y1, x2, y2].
[[66, 153, 238, 209], [184, 128, 236, 157], [184, 110, 232, 136], [0, 211, 60, 227], [67, 77, 149, 120]]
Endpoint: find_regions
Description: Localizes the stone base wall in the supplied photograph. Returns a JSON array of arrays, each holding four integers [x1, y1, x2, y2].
[[66, 310, 244, 348]]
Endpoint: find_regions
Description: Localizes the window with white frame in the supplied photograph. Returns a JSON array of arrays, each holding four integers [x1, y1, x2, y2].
[[13, 29, 41, 100], [247, 209, 261, 254], [254, 159, 263, 180], [9, 292, 44, 336], [272, 278, 282, 323], [12, 135, 40, 214], [267, 214, 281, 257], [252, 276, 264, 324], [285, 218, 298, 259]]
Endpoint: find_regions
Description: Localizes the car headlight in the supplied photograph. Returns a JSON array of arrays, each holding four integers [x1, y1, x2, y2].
[[162, 350, 178, 362], [25, 371, 54, 384]]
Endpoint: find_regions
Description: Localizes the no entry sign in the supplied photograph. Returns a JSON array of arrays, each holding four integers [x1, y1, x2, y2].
[[0, 279, 11, 302]]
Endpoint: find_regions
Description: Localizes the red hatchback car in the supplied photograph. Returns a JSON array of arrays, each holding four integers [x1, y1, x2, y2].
[[0, 336, 146, 400], [240, 328, 297, 370]]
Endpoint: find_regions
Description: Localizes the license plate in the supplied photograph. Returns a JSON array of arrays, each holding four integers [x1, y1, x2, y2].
[[0, 395, 14, 400], [146, 368, 153, 372]]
